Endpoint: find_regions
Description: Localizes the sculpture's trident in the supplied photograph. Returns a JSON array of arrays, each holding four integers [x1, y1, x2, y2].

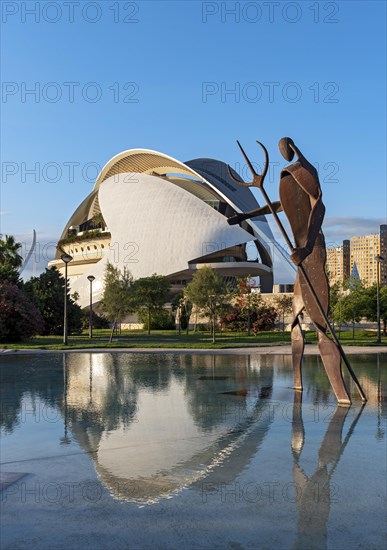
[[228, 140, 366, 403]]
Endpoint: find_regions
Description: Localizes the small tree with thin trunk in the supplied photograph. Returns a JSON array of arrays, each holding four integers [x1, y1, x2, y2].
[[335, 278, 367, 338], [171, 293, 193, 334], [171, 292, 184, 335], [133, 274, 170, 335], [182, 297, 193, 334], [101, 263, 136, 343], [184, 266, 230, 343], [233, 277, 262, 335], [274, 294, 293, 332]]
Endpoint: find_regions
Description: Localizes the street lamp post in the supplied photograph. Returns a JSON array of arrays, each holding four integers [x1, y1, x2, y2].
[[87, 275, 95, 339], [61, 253, 73, 346], [375, 255, 384, 344]]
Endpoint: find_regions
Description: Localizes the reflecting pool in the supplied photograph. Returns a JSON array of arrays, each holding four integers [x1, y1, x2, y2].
[[1, 352, 386, 549]]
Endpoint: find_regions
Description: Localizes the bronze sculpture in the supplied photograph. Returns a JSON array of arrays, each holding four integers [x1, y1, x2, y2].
[[228, 137, 366, 405]]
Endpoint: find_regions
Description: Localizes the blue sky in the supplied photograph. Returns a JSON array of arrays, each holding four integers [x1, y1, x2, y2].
[[1, 0, 386, 275]]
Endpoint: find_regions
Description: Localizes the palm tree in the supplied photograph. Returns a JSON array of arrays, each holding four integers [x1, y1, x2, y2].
[[0, 234, 23, 279]]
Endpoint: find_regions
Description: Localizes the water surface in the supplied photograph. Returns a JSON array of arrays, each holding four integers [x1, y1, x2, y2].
[[1, 352, 386, 549]]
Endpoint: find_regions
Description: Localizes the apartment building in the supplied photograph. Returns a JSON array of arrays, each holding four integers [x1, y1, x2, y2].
[[326, 225, 386, 287]]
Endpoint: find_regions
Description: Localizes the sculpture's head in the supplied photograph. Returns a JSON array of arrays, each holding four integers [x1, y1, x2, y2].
[[278, 137, 295, 161]]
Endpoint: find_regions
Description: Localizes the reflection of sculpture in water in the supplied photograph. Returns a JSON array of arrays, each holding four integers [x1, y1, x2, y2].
[[291, 393, 364, 549], [228, 137, 366, 405]]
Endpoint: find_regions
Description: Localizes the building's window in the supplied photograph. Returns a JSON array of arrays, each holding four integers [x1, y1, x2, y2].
[[223, 256, 236, 262], [204, 200, 221, 211]]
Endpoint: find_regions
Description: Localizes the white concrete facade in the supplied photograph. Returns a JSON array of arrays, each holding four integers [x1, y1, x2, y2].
[[49, 149, 283, 308]]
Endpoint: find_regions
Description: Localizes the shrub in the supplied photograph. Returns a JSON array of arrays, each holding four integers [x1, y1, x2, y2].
[[82, 310, 110, 330], [57, 229, 111, 247], [221, 304, 277, 333], [252, 306, 277, 333], [221, 308, 246, 332], [138, 309, 175, 330]]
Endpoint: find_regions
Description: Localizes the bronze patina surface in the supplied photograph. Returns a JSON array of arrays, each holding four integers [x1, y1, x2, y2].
[[228, 137, 366, 405]]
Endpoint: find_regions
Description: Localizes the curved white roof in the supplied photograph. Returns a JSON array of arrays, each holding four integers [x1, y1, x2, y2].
[[94, 149, 267, 239], [94, 148, 207, 190], [52, 147, 296, 306]]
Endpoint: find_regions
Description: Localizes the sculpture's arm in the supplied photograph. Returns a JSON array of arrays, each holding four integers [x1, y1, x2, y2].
[[228, 201, 282, 225]]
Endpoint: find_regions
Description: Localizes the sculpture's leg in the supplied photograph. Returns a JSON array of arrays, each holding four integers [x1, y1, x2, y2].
[[291, 391, 305, 458], [291, 321, 304, 390], [299, 251, 351, 406], [317, 328, 351, 406], [291, 278, 305, 391]]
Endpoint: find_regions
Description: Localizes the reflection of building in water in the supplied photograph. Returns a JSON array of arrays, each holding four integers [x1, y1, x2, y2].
[[357, 374, 386, 408], [60, 353, 385, 506], [63, 353, 274, 504], [345, 356, 386, 439], [66, 353, 115, 411]]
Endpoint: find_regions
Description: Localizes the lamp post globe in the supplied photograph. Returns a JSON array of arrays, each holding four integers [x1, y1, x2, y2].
[[61, 253, 73, 345], [87, 275, 96, 339]]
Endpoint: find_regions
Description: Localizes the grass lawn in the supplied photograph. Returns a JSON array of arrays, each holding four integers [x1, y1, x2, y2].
[[1, 329, 386, 351]]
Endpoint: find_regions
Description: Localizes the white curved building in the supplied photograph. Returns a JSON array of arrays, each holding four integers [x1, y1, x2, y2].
[[49, 149, 283, 308]]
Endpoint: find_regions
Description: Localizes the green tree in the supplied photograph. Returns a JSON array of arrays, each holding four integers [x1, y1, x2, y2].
[[184, 267, 230, 343], [91, 212, 106, 230], [329, 282, 340, 326], [133, 274, 170, 335], [171, 293, 183, 334], [101, 262, 136, 342], [334, 279, 367, 338], [232, 278, 263, 335], [234, 278, 252, 335], [0, 234, 23, 284], [24, 268, 83, 335], [81, 310, 110, 330], [0, 281, 44, 342], [360, 284, 387, 336], [380, 286, 387, 336], [171, 293, 193, 334], [274, 294, 293, 332], [181, 297, 193, 333], [329, 281, 348, 334]]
